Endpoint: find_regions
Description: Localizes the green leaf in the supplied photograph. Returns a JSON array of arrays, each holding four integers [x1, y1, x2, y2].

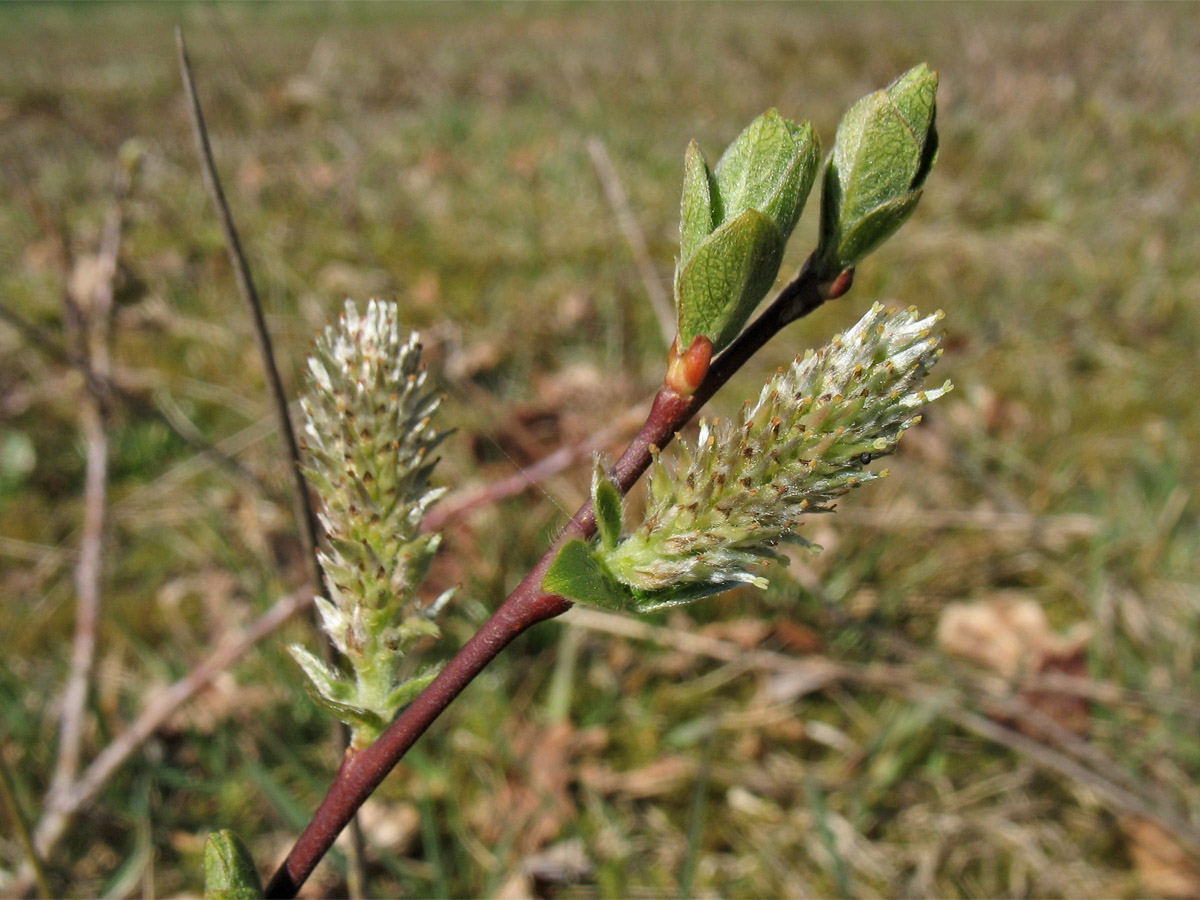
[[382, 665, 441, 713], [203, 830, 262, 900], [675, 209, 783, 351], [714, 110, 819, 237], [629, 580, 751, 613], [543, 539, 639, 611], [288, 644, 353, 704], [679, 140, 716, 266], [591, 464, 624, 551], [389, 613, 442, 645], [834, 189, 924, 271], [760, 119, 820, 239], [546, 540, 756, 614], [301, 679, 388, 739], [817, 63, 938, 274], [672, 110, 819, 352]]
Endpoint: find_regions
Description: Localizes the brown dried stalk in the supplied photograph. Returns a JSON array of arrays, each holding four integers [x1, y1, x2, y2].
[[586, 135, 675, 346], [9, 591, 312, 897], [45, 153, 128, 821]]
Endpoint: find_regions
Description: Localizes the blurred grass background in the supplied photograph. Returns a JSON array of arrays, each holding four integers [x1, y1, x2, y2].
[[1, 3, 1198, 897]]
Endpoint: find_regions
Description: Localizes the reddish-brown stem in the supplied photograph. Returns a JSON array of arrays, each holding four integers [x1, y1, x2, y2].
[[265, 257, 831, 897]]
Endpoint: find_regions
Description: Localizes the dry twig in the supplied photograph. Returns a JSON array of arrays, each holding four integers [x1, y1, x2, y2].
[[11, 590, 312, 897], [0, 748, 50, 899], [45, 154, 130, 820], [422, 403, 648, 533], [0, 298, 270, 495], [175, 28, 324, 599], [586, 136, 675, 347], [940, 706, 1200, 850]]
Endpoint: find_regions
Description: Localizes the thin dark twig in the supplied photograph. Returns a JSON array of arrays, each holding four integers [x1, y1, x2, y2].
[[266, 256, 836, 897], [175, 28, 324, 600], [176, 28, 366, 892]]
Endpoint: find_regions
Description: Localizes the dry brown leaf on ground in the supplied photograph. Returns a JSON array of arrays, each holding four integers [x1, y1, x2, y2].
[[937, 592, 1089, 678], [492, 838, 594, 900], [1120, 815, 1200, 899], [579, 755, 696, 800], [770, 618, 824, 655], [699, 617, 773, 650], [937, 592, 1092, 734], [333, 802, 420, 857]]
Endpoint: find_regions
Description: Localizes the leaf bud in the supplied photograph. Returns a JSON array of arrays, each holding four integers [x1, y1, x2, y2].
[[816, 64, 939, 278], [675, 110, 820, 353], [203, 830, 262, 900], [664, 333, 714, 396]]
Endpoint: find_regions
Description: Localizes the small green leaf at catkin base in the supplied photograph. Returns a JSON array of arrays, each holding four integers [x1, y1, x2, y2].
[[592, 464, 624, 552], [204, 830, 262, 900], [543, 539, 638, 611]]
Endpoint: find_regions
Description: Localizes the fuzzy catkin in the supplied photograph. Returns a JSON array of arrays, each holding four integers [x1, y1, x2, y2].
[[290, 299, 449, 746], [604, 303, 951, 593]]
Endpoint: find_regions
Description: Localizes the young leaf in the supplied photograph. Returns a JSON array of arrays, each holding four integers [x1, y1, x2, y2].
[[592, 463, 624, 552], [833, 190, 924, 275], [714, 110, 819, 238], [543, 539, 638, 611], [301, 681, 388, 738], [629, 579, 755, 613], [817, 64, 939, 276], [672, 109, 819, 355], [288, 644, 351, 703], [675, 209, 783, 350], [383, 667, 440, 713], [204, 830, 262, 900], [679, 140, 717, 266]]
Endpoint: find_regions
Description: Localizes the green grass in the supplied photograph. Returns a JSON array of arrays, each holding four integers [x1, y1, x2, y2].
[[2, 3, 1198, 897]]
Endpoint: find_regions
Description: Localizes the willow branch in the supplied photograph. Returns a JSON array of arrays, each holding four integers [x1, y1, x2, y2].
[[265, 255, 838, 897]]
